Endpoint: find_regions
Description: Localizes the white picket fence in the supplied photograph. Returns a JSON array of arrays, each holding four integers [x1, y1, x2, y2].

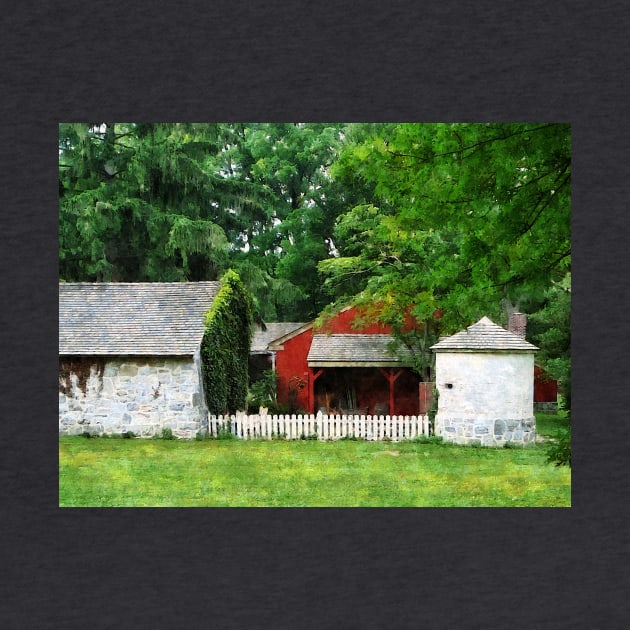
[[208, 412, 430, 441]]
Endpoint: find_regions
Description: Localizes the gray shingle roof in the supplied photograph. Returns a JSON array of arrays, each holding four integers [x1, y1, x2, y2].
[[307, 334, 413, 367], [251, 322, 308, 352], [430, 316, 538, 352], [59, 282, 220, 356], [267, 322, 315, 349]]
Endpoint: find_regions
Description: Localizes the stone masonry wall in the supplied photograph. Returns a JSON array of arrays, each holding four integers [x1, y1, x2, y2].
[[534, 401, 558, 414], [435, 415, 536, 447], [59, 355, 208, 439]]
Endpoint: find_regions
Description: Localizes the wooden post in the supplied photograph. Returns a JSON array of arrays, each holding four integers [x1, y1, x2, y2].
[[309, 368, 324, 413], [378, 368, 402, 417]]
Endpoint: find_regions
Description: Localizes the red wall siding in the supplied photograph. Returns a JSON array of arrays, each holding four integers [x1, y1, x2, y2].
[[534, 366, 558, 402], [317, 307, 393, 334], [317, 306, 423, 335], [275, 328, 313, 412], [391, 369, 422, 415]]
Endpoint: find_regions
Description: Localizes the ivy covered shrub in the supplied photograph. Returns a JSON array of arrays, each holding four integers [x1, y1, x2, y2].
[[59, 357, 105, 396], [201, 270, 253, 415]]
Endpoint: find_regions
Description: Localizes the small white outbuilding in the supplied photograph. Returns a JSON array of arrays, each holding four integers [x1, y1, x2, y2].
[[430, 316, 538, 446]]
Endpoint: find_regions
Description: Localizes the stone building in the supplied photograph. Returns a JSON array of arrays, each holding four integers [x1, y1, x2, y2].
[[430, 316, 538, 446], [59, 282, 220, 438]]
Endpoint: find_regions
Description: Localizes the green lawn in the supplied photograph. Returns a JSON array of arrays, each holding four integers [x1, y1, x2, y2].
[[59, 414, 571, 507]]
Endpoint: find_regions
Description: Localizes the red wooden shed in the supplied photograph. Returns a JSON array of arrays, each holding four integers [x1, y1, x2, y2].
[[267, 307, 426, 415]]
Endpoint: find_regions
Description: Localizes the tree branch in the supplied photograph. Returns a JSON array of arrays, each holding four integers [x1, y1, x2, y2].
[[520, 170, 571, 235], [386, 124, 558, 165]]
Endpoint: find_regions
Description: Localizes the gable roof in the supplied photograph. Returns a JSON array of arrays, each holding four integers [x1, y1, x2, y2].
[[59, 282, 220, 356], [251, 322, 307, 353], [430, 316, 538, 352], [267, 321, 315, 349], [307, 334, 414, 367]]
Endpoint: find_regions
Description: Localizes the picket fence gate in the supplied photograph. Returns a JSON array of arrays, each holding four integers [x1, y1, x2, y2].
[[208, 412, 431, 441]]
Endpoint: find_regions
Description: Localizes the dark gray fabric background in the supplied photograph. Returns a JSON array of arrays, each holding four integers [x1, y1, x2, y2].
[[1, 1, 627, 627]]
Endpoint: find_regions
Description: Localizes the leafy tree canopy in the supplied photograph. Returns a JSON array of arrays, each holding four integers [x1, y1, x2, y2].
[[60, 122, 571, 405], [320, 122, 570, 387]]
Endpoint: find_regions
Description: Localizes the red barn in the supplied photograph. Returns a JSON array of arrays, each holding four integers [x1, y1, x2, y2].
[[266, 307, 427, 416]]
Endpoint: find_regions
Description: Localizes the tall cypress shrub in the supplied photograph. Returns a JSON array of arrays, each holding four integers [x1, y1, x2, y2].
[[201, 270, 253, 414]]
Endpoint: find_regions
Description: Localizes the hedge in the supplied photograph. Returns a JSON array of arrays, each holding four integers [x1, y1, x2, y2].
[[201, 270, 253, 415]]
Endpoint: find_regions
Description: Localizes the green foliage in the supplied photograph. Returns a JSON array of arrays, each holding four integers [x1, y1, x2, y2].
[[161, 427, 175, 440], [530, 275, 571, 410], [535, 411, 569, 441], [82, 431, 136, 439], [546, 419, 571, 467], [409, 434, 444, 445], [59, 123, 234, 282], [232, 123, 349, 319], [322, 122, 570, 388], [59, 122, 348, 321], [201, 270, 253, 415], [247, 370, 278, 412], [338, 434, 360, 441], [215, 421, 236, 440]]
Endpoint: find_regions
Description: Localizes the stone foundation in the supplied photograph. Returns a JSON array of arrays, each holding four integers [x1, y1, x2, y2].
[[435, 415, 536, 447], [534, 401, 558, 414], [59, 355, 208, 439]]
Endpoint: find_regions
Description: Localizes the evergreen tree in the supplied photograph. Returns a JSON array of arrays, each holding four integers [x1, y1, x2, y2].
[[59, 122, 348, 320], [200, 269, 253, 415]]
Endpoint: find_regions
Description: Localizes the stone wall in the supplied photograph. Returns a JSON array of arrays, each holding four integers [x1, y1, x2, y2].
[[435, 415, 536, 447], [434, 351, 536, 446], [534, 401, 558, 414], [59, 354, 208, 439]]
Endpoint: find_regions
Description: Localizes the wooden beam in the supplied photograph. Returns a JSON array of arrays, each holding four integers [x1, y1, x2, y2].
[[308, 368, 325, 413], [309, 361, 407, 368], [378, 368, 403, 383]]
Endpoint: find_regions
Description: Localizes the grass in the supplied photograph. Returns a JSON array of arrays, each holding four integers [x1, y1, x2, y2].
[[59, 413, 571, 507], [535, 411, 570, 441]]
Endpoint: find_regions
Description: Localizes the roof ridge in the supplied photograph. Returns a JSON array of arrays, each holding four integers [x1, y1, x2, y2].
[[60, 281, 220, 286], [430, 316, 538, 352]]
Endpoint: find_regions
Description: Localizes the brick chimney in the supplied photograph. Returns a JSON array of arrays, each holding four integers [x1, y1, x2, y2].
[[508, 312, 527, 339]]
